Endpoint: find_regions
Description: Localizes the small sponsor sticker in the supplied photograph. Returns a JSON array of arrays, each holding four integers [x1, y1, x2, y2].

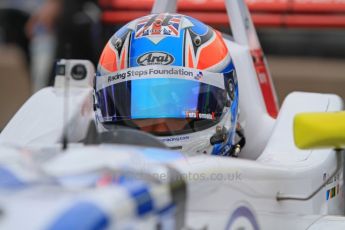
[[137, 52, 174, 66], [194, 71, 203, 80], [160, 136, 190, 143], [185, 110, 215, 120], [326, 185, 339, 200], [325, 172, 340, 201]]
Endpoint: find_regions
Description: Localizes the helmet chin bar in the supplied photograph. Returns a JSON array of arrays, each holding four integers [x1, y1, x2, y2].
[[158, 109, 235, 156]]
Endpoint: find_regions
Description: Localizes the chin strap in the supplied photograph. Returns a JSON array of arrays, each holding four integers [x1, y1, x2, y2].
[[230, 125, 246, 157], [210, 123, 246, 157]]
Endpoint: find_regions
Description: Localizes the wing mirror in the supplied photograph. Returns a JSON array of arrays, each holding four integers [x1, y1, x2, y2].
[[294, 111, 345, 150], [277, 111, 345, 201]]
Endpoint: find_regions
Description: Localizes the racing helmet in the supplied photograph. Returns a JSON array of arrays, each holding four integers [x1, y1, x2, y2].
[[94, 13, 239, 156]]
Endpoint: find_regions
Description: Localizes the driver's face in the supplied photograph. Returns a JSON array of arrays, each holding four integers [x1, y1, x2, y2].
[[132, 118, 189, 133]]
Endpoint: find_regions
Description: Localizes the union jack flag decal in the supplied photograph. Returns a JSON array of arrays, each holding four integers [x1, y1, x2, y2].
[[135, 14, 182, 38]]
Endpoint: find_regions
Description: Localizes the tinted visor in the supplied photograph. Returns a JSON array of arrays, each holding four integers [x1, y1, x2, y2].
[[96, 65, 232, 135]]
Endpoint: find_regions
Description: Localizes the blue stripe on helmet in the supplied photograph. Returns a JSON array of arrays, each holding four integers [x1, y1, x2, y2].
[[221, 61, 235, 74], [185, 16, 209, 35]]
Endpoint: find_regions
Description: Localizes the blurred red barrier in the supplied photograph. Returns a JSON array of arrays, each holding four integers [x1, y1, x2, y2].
[[99, 0, 289, 12], [100, 0, 345, 28], [99, 0, 345, 13]]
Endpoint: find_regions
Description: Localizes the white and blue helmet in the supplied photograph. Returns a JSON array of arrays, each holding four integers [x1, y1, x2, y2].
[[95, 13, 239, 156]]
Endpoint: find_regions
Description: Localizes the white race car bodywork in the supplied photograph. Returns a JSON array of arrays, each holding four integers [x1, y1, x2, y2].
[[0, 0, 344, 229]]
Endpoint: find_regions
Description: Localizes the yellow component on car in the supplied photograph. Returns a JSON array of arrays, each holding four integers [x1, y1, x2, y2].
[[294, 111, 345, 149]]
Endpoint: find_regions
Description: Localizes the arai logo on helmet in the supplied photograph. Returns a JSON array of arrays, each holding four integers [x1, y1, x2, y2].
[[137, 52, 174, 66]]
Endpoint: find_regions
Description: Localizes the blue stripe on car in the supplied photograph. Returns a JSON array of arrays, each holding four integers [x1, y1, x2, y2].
[[48, 202, 109, 230], [141, 148, 183, 162], [124, 181, 154, 216], [0, 166, 26, 188]]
